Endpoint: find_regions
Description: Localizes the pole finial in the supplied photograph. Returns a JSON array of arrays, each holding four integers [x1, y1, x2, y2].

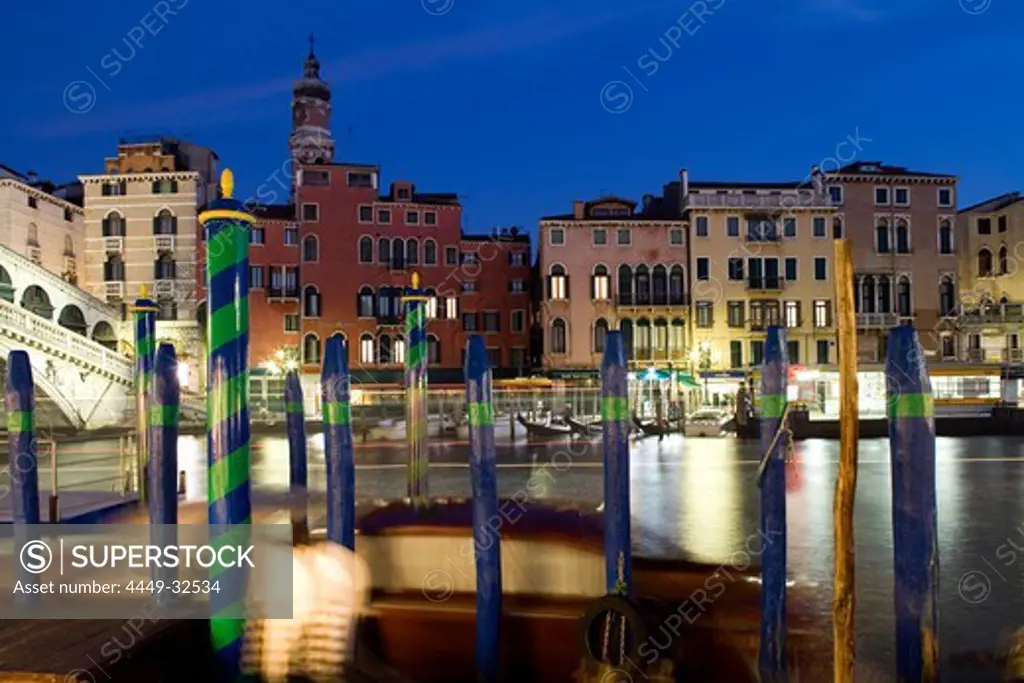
[[140, 283, 147, 298], [220, 169, 234, 199], [411, 271, 420, 290]]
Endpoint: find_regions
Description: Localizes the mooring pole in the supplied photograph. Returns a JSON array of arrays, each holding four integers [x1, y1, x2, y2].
[[602, 330, 631, 595], [465, 335, 502, 682], [887, 326, 939, 682], [833, 238, 859, 683], [131, 285, 158, 501], [284, 370, 309, 543], [149, 343, 180, 594], [200, 169, 253, 679], [402, 272, 430, 506], [759, 326, 788, 681], [6, 351, 40, 601], [322, 335, 355, 550]]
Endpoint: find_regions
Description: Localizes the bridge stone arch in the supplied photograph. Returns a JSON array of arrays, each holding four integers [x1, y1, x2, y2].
[[21, 284, 54, 320], [58, 304, 88, 336], [0, 264, 12, 303], [91, 320, 118, 350]]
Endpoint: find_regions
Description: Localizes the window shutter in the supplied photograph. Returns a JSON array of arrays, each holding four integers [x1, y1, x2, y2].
[[590, 276, 595, 300], [545, 275, 552, 300], [564, 275, 570, 299], [102, 218, 110, 235], [153, 216, 160, 233], [171, 216, 178, 234]]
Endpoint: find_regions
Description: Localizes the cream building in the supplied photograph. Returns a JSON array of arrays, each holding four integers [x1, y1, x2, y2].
[[79, 138, 217, 357], [0, 166, 84, 289]]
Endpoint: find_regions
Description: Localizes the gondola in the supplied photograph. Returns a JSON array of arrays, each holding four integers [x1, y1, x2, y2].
[[515, 413, 574, 438], [632, 415, 684, 438], [564, 415, 601, 437]]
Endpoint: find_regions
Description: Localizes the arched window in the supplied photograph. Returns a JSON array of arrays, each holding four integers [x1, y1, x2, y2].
[[618, 265, 633, 305], [669, 265, 685, 305], [592, 265, 610, 301], [357, 236, 371, 263], [999, 245, 1009, 275], [861, 276, 876, 314], [303, 285, 321, 318], [379, 334, 392, 364], [547, 264, 567, 300], [876, 220, 890, 253], [895, 219, 910, 254], [406, 238, 418, 265], [154, 209, 176, 235], [939, 276, 956, 317], [424, 239, 437, 265], [64, 235, 75, 256], [27, 223, 39, 246], [392, 238, 404, 267], [393, 336, 406, 364], [378, 237, 391, 264], [978, 248, 993, 277], [652, 265, 668, 305], [357, 286, 375, 317], [594, 318, 608, 354], [670, 318, 685, 357], [551, 318, 567, 354], [359, 334, 375, 364], [635, 265, 651, 305], [425, 288, 438, 318], [619, 319, 634, 360], [833, 216, 843, 239], [154, 253, 176, 280], [104, 253, 125, 281], [877, 275, 891, 313], [939, 220, 953, 254], [305, 235, 320, 263], [653, 318, 668, 357], [427, 334, 441, 364], [897, 276, 912, 316], [103, 212, 125, 237], [303, 334, 321, 364], [635, 318, 651, 359]]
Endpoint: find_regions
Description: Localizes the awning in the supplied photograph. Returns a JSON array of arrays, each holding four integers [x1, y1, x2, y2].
[[678, 374, 702, 389]]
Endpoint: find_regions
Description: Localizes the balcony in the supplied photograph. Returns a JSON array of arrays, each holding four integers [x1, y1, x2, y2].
[[746, 277, 785, 291], [967, 348, 986, 363], [267, 288, 300, 301], [856, 313, 899, 329], [745, 232, 781, 243], [686, 191, 832, 210], [959, 304, 1024, 326], [104, 282, 125, 300], [103, 237, 123, 253], [615, 294, 689, 310], [154, 235, 175, 252], [1005, 348, 1024, 363], [154, 280, 175, 298], [748, 319, 782, 332]]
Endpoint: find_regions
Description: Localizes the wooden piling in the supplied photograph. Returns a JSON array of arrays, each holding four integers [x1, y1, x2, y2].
[[832, 238, 859, 683]]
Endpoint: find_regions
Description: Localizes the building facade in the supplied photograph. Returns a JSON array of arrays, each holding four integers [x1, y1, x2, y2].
[[823, 161, 958, 362], [538, 195, 690, 371]]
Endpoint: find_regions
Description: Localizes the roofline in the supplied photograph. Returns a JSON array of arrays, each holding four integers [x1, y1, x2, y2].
[[958, 192, 1023, 214]]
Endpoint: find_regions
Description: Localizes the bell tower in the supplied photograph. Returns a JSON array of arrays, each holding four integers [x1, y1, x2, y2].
[[289, 34, 335, 164]]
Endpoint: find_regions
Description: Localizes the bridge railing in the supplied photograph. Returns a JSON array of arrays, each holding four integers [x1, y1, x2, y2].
[[0, 295, 132, 381]]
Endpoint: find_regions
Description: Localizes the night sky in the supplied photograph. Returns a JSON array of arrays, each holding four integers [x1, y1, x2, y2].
[[1, 0, 1021, 239]]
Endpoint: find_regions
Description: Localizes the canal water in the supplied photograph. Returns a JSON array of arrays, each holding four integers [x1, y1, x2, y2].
[[43, 433, 1024, 681]]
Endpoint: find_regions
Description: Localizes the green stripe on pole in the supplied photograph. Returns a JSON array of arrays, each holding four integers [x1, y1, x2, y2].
[[137, 335, 155, 357], [887, 393, 934, 419], [407, 343, 426, 368], [6, 410, 32, 433], [761, 394, 787, 419], [467, 402, 493, 427], [207, 443, 251, 507], [602, 396, 629, 421], [285, 401, 303, 414], [210, 617, 245, 649], [207, 373, 250, 424], [323, 401, 351, 425], [148, 405, 180, 427], [209, 296, 249, 352], [206, 226, 249, 279]]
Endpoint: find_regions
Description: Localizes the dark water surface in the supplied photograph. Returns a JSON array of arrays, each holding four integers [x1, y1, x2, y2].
[[52, 433, 1024, 681]]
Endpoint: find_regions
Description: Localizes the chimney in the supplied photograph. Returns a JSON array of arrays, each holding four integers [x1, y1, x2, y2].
[[680, 169, 689, 197], [510, 226, 519, 237], [26, 170, 38, 185], [573, 200, 585, 219], [642, 195, 654, 212]]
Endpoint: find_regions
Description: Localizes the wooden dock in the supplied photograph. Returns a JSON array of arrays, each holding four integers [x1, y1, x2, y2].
[[0, 492, 138, 524]]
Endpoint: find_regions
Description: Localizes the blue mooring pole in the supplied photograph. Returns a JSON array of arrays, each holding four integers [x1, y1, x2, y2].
[[886, 326, 939, 682], [601, 330, 631, 596], [6, 351, 40, 601], [149, 343, 179, 594], [759, 326, 788, 682], [285, 370, 309, 542], [465, 335, 502, 682], [322, 335, 355, 550]]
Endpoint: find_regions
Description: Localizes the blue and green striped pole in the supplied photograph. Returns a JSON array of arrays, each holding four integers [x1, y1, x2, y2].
[[322, 335, 355, 549], [285, 370, 308, 541], [6, 351, 40, 601], [759, 326, 788, 682], [199, 169, 252, 679], [133, 285, 158, 501], [601, 330, 630, 596], [465, 335, 501, 682], [886, 326, 939, 682], [403, 272, 430, 506], [149, 343, 179, 594]]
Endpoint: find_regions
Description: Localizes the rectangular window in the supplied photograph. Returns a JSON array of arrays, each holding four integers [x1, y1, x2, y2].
[[284, 314, 299, 332], [397, 186, 410, 200], [487, 348, 502, 367], [425, 211, 437, 226], [829, 186, 843, 205], [347, 172, 374, 188], [816, 340, 830, 365], [358, 206, 373, 223], [727, 216, 740, 237], [550, 228, 565, 246], [511, 310, 525, 333], [284, 227, 298, 245], [64, 208, 73, 222], [461, 281, 478, 293], [785, 257, 798, 282], [814, 300, 831, 328], [27, 196, 38, 209], [696, 216, 709, 237], [669, 228, 684, 245], [875, 187, 890, 205], [748, 218, 778, 241], [462, 312, 478, 332], [999, 215, 1008, 233], [509, 279, 527, 293], [302, 204, 319, 221], [593, 228, 607, 246], [785, 301, 800, 328], [751, 341, 765, 366], [730, 341, 743, 369], [696, 257, 710, 281], [894, 187, 910, 206], [978, 218, 991, 235], [406, 211, 420, 225], [787, 340, 800, 364], [461, 252, 479, 265], [445, 296, 458, 320], [727, 258, 744, 281], [511, 348, 527, 369], [249, 265, 265, 289], [813, 217, 826, 237], [483, 311, 500, 332], [378, 209, 392, 224], [445, 246, 458, 265], [814, 257, 827, 281], [784, 217, 797, 238], [938, 188, 952, 207], [509, 252, 528, 266], [550, 274, 567, 300], [727, 301, 745, 328], [617, 229, 631, 245], [696, 301, 713, 328], [250, 228, 265, 245], [302, 170, 330, 186]]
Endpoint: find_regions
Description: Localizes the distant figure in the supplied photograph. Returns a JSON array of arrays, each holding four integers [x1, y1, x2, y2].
[[736, 385, 751, 427]]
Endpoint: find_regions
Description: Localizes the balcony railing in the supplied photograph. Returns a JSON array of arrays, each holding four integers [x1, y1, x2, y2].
[[746, 277, 785, 291], [267, 288, 300, 300], [686, 192, 832, 209], [154, 280, 175, 298], [629, 348, 689, 363], [104, 282, 125, 299], [748, 319, 782, 332], [154, 235, 175, 252], [959, 304, 1024, 326], [967, 348, 986, 362], [856, 313, 899, 329], [103, 237, 123, 253], [745, 232, 781, 243], [1005, 348, 1024, 363], [615, 294, 689, 308]]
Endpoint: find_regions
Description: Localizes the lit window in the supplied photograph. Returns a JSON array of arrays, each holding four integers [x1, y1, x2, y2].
[[359, 335, 375, 364]]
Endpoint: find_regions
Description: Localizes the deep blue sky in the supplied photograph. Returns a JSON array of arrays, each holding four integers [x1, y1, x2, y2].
[[1, 0, 1021, 236]]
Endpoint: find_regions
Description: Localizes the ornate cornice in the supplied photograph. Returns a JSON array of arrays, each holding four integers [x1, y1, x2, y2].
[[77, 171, 199, 184], [825, 173, 956, 185], [0, 179, 84, 214]]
